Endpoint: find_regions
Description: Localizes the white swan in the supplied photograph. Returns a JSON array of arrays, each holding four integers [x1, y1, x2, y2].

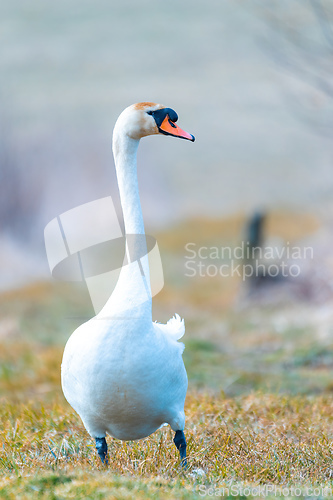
[[61, 102, 195, 467]]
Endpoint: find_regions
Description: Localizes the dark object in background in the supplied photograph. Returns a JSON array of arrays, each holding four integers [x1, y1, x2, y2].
[[239, 210, 326, 306], [243, 210, 286, 290], [246, 211, 266, 252]]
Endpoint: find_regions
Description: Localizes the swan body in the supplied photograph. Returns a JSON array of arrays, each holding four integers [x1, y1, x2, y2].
[[61, 102, 194, 465], [62, 314, 186, 441]]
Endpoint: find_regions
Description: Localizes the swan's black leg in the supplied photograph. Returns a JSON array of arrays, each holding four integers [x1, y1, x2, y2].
[[173, 430, 187, 469], [95, 437, 108, 465]]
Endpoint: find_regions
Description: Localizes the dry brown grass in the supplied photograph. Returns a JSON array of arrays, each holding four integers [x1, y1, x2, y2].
[[154, 211, 319, 252], [1, 392, 333, 498]]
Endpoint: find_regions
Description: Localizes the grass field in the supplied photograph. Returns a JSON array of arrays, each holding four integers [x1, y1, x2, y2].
[[1, 214, 333, 498]]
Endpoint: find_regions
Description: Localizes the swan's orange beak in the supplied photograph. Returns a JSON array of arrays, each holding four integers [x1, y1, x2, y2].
[[159, 115, 195, 142]]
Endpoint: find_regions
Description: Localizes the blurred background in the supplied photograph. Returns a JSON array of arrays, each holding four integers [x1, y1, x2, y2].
[[1, 0, 333, 398]]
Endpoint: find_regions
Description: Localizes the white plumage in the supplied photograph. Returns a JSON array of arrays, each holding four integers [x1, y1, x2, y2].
[[61, 102, 194, 465], [61, 314, 187, 441]]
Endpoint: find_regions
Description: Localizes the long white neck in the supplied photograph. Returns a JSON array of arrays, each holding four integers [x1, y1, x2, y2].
[[97, 128, 152, 321], [113, 133, 143, 235]]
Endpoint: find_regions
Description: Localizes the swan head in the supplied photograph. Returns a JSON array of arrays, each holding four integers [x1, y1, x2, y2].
[[114, 102, 195, 142]]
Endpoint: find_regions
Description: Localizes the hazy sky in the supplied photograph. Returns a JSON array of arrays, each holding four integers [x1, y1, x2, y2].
[[0, 0, 331, 233]]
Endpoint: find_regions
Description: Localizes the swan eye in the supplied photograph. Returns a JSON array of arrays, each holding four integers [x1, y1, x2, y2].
[[147, 110, 154, 116]]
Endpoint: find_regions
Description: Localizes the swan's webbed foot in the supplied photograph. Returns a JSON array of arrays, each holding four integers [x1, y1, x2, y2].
[[95, 437, 108, 465], [173, 430, 187, 469]]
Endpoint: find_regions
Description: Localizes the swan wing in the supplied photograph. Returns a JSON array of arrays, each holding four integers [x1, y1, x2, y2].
[[155, 313, 185, 340]]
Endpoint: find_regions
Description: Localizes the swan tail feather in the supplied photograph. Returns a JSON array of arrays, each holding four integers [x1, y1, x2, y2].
[[155, 313, 185, 340]]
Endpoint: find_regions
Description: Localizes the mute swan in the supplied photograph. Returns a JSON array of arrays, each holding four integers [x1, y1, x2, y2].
[[61, 102, 195, 467]]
